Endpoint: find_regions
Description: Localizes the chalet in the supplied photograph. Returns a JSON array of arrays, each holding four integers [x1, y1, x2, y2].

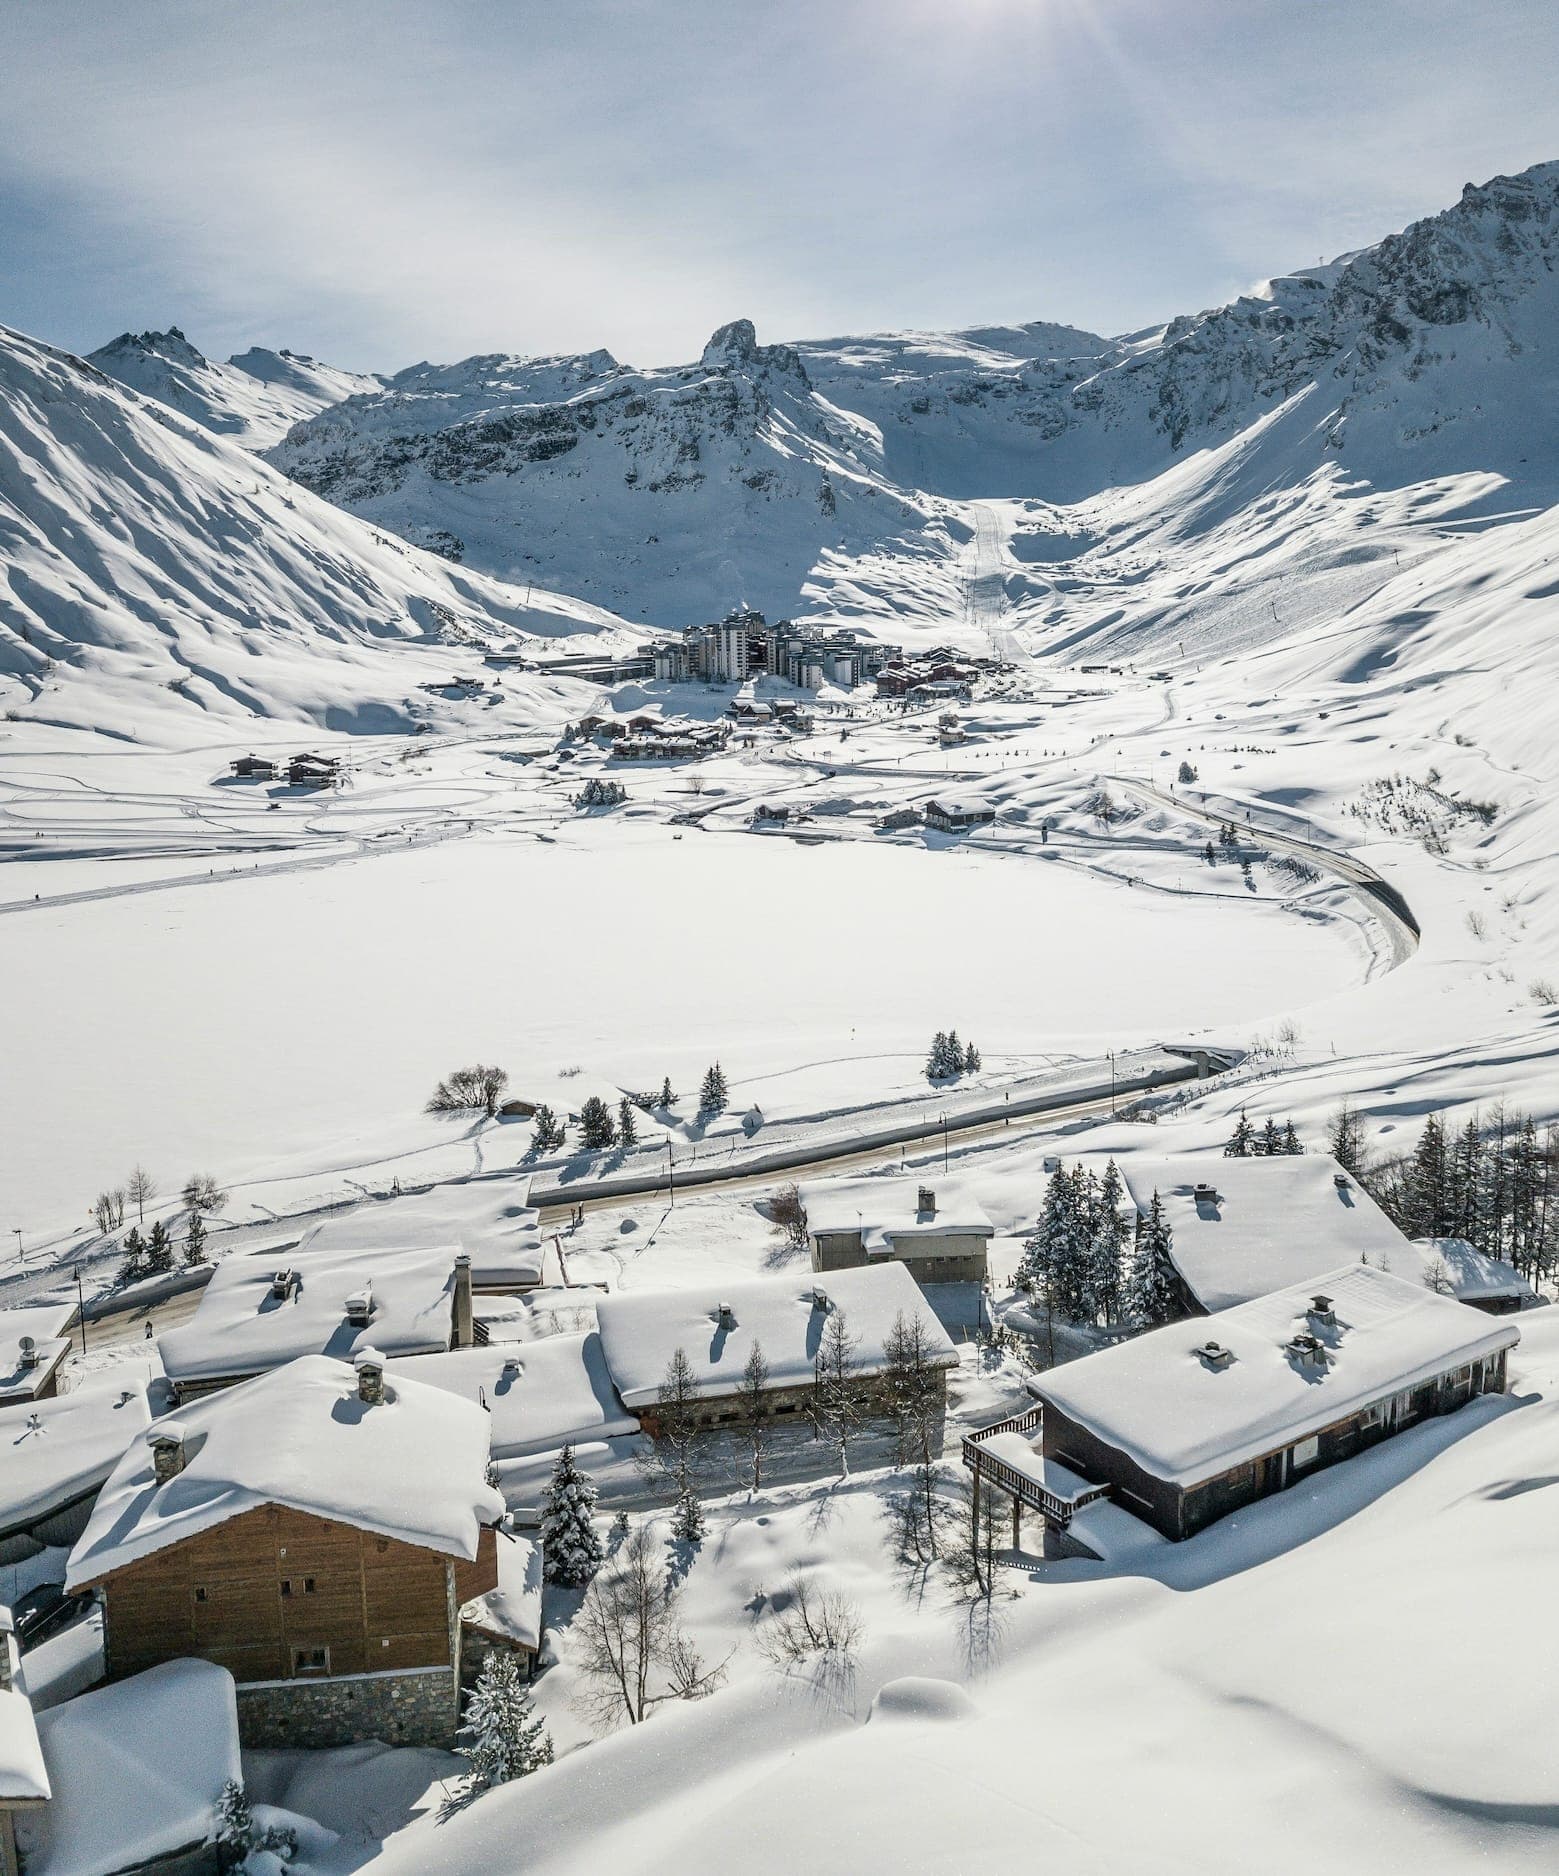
[[0, 1380, 151, 1567], [287, 753, 338, 787], [66, 1354, 506, 1748], [798, 1177, 994, 1283], [595, 1264, 958, 1437], [1114, 1155, 1504, 1317], [13, 1660, 241, 1876], [157, 1243, 476, 1400], [875, 806, 922, 832], [1408, 1236, 1534, 1314], [1020, 1263, 1519, 1542], [0, 1614, 48, 1876], [923, 795, 996, 832], [0, 1307, 74, 1409], [229, 754, 277, 780], [390, 1332, 636, 1463]]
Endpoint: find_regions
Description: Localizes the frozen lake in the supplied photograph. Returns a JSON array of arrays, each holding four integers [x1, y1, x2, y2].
[[1, 822, 1366, 1231]]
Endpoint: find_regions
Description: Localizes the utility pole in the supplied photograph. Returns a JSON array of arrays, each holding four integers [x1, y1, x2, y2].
[[1109, 1051, 1116, 1118], [666, 1138, 675, 1206], [75, 1267, 89, 1356], [942, 1113, 949, 1172], [11, 1228, 20, 1267]]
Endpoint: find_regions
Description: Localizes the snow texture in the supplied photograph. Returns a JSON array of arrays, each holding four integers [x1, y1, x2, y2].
[[391, 1334, 635, 1460], [0, 1376, 151, 1537], [460, 1530, 543, 1653]]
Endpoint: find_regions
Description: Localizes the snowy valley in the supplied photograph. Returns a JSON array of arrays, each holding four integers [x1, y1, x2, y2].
[[3, 156, 1559, 1876]]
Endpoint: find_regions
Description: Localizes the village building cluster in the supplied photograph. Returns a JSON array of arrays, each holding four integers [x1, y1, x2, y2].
[[652, 608, 900, 690]]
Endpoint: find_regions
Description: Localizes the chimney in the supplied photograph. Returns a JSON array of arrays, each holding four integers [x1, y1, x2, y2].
[[17, 1334, 38, 1370], [354, 1349, 386, 1405], [716, 1301, 736, 1330], [452, 1254, 474, 1350], [150, 1423, 188, 1483], [270, 1267, 295, 1301], [1308, 1294, 1337, 1328], [344, 1283, 373, 1328], [811, 1285, 830, 1312], [917, 1185, 936, 1217]]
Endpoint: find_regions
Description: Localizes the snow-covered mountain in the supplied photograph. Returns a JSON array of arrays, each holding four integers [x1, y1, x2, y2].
[[89, 326, 380, 449], [0, 324, 628, 739], [264, 161, 1559, 624]]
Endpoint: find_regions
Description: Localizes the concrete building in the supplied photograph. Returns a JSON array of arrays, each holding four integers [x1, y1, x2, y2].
[[799, 1177, 995, 1284], [654, 609, 900, 692]]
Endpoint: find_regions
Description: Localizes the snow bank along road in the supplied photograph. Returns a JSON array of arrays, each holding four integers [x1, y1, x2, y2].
[[1112, 777, 1421, 969]]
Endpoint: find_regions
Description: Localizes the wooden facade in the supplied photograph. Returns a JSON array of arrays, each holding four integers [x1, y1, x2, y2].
[[1040, 1347, 1511, 1542], [82, 1503, 497, 1689], [811, 1230, 989, 1285]]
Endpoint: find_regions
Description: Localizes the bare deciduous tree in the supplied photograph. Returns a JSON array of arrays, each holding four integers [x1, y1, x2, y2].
[[811, 1306, 862, 1477], [755, 1574, 865, 1668], [572, 1524, 726, 1730], [881, 1309, 949, 1559], [91, 1190, 123, 1235], [650, 1346, 701, 1501], [125, 1166, 157, 1225], [181, 1173, 228, 1215], [767, 1183, 809, 1258], [426, 1064, 509, 1119], [734, 1339, 771, 1492]]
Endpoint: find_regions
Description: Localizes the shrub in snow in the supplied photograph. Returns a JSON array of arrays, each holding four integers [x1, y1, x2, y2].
[[458, 1651, 553, 1792], [426, 1063, 509, 1118], [757, 1573, 864, 1667], [1177, 760, 1197, 783], [182, 1171, 228, 1214], [540, 1444, 603, 1586]]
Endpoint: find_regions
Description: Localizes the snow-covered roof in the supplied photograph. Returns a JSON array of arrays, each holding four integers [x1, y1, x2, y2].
[[1408, 1238, 1534, 1304], [0, 1619, 49, 1804], [391, 1332, 636, 1460], [1116, 1154, 1411, 1313], [0, 1304, 75, 1406], [67, 1355, 503, 1589], [798, 1176, 994, 1253], [292, 1183, 545, 1290], [595, 1264, 958, 1411], [158, 1242, 459, 1386], [461, 1530, 543, 1653], [1036, 1262, 1521, 1488], [0, 1377, 152, 1539], [16, 1661, 239, 1876]]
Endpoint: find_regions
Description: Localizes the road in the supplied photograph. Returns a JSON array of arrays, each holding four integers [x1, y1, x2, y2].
[[1112, 778, 1420, 967]]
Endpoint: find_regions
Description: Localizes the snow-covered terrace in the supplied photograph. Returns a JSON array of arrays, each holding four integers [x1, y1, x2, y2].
[[1116, 1154, 1412, 1313], [157, 1241, 461, 1389], [595, 1264, 957, 1411], [461, 1530, 543, 1655], [0, 1305, 74, 1407], [67, 1355, 503, 1587], [1035, 1262, 1520, 1489]]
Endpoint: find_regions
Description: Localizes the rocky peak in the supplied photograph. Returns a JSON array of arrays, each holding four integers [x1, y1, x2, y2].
[[95, 325, 207, 367], [701, 319, 810, 387]]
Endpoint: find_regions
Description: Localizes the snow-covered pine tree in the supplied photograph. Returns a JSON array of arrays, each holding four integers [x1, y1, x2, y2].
[[671, 1486, 706, 1544], [658, 1076, 676, 1108], [699, 1063, 728, 1113], [1259, 1116, 1282, 1157], [184, 1211, 207, 1266], [1086, 1160, 1128, 1323], [1224, 1111, 1255, 1157], [1327, 1099, 1368, 1176], [458, 1650, 553, 1792], [531, 1104, 565, 1151], [925, 1032, 951, 1081], [540, 1444, 604, 1587], [214, 1780, 254, 1857], [945, 1031, 962, 1077], [579, 1095, 617, 1150], [1125, 1189, 1179, 1327], [963, 1039, 981, 1074], [617, 1098, 639, 1148], [119, 1226, 146, 1281], [1281, 1120, 1304, 1155]]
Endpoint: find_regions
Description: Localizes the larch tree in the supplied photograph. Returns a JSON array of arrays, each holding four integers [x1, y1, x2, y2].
[[734, 1338, 772, 1492], [811, 1307, 862, 1477], [653, 1347, 702, 1501], [125, 1165, 157, 1225]]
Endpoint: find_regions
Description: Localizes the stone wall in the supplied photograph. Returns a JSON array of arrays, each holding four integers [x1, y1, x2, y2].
[[236, 1665, 458, 1750]]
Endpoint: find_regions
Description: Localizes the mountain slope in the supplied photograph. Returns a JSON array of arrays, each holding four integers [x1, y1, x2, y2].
[[0, 325, 628, 740], [89, 327, 381, 450]]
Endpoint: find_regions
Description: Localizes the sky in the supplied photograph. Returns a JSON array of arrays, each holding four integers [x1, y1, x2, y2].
[[2, 0, 1557, 374]]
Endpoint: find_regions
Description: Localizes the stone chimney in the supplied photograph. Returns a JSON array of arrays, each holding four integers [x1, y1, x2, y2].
[[344, 1283, 373, 1328], [354, 1349, 386, 1406], [917, 1186, 936, 1218], [452, 1254, 474, 1349], [150, 1423, 188, 1483]]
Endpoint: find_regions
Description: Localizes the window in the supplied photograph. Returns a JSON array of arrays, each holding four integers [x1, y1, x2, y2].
[[291, 1646, 330, 1678], [1291, 1436, 1319, 1470], [280, 1579, 293, 1598], [194, 1586, 208, 1603], [304, 1576, 316, 1594]]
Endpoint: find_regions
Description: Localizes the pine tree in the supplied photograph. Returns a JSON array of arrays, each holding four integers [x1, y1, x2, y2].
[[1224, 1112, 1255, 1158], [945, 1031, 962, 1077], [1125, 1190, 1179, 1327], [617, 1098, 639, 1148], [1281, 1120, 1304, 1155], [671, 1487, 705, 1544], [925, 1032, 951, 1081], [145, 1218, 174, 1273], [735, 1338, 771, 1491], [531, 1105, 565, 1151], [1402, 1113, 1448, 1240], [655, 1347, 701, 1500], [811, 1307, 862, 1477], [963, 1039, 981, 1074], [184, 1211, 207, 1267], [698, 1063, 728, 1114], [1259, 1117, 1282, 1157], [214, 1780, 254, 1857], [1017, 1163, 1091, 1322], [540, 1445, 603, 1587], [458, 1650, 553, 1792], [1327, 1099, 1367, 1176], [658, 1076, 676, 1108], [120, 1226, 147, 1281], [1086, 1160, 1128, 1324], [579, 1096, 617, 1150]]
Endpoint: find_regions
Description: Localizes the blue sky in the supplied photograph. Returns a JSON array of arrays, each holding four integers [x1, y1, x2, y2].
[[3, 0, 1556, 371]]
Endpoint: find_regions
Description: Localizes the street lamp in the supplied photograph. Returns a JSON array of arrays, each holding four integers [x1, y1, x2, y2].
[[666, 1138, 675, 1206], [941, 1113, 949, 1172], [11, 1229, 20, 1266]]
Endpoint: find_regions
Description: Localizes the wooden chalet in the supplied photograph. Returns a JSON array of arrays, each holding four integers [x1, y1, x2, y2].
[[66, 1354, 507, 1748]]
